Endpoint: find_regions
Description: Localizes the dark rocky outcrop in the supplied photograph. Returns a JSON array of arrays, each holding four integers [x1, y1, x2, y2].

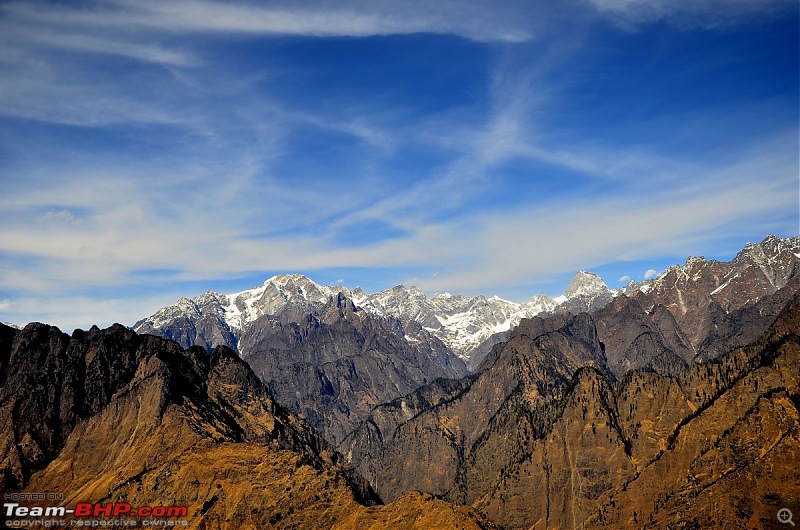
[[0, 322, 362, 495], [0, 322, 492, 528], [593, 295, 690, 377]]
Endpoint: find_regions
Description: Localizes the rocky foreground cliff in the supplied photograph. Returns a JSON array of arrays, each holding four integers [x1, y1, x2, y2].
[[0, 323, 490, 529]]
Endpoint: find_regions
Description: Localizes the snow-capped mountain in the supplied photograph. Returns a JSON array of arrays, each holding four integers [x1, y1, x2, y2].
[[134, 235, 800, 367], [551, 270, 616, 314], [354, 278, 608, 363], [134, 270, 616, 365], [358, 288, 523, 361], [625, 234, 800, 352], [135, 274, 351, 352]]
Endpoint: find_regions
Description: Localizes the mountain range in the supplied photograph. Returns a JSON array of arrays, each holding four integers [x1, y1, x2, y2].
[[2, 234, 798, 528], [134, 268, 617, 368], [342, 287, 800, 527], [136, 235, 799, 372]]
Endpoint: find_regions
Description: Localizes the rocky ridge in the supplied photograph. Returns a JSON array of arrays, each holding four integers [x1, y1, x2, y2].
[[0, 322, 491, 529]]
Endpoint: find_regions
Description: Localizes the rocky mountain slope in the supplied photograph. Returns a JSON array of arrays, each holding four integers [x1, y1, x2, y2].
[[628, 234, 800, 354], [471, 234, 800, 375], [340, 311, 611, 503], [341, 290, 800, 529], [593, 275, 800, 378], [0, 322, 491, 529], [137, 275, 469, 447], [239, 293, 467, 446]]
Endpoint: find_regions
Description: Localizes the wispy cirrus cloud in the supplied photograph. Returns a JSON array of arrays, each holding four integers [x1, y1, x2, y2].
[[0, 0, 795, 331], [0, 0, 540, 42], [586, 0, 794, 28]]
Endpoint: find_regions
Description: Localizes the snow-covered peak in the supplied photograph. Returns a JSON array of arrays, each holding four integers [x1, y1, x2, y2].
[[564, 271, 613, 299], [137, 274, 354, 333], [351, 287, 367, 306], [488, 295, 513, 303], [221, 273, 351, 330], [523, 293, 558, 314], [139, 267, 631, 363]]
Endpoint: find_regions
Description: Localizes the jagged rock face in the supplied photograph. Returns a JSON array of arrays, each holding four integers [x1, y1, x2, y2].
[[343, 292, 800, 529], [341, 311, 610, 504], [693, 275, 800, 362], [593, 295, 690, 377], [582, 236, 800, 378], [630, 234, 800, 353], [0, 322, 174, 490], [471, 236, 800, 372], [1, 322, 492, 529], [134, 294, 237, 352], [0, 322, 347, 493], [239, 294, 468, 446]]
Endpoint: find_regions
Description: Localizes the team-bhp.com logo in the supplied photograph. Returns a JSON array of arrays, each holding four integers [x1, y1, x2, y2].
[[74, 504, 186, 518], [4, 501, 188, 527]]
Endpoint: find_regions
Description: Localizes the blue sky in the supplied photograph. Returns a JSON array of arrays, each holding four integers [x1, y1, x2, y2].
[[0, 0, 797, 331]]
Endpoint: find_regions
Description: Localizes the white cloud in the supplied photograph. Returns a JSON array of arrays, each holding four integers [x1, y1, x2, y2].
[[585, 0, 792, 29], [0, 22, 198, 67], [39, 209, 83, 226], [619, 275, 631, 283], [644, 269, 658, 279], [2, 292, 195, 332], [0, 110, 795, 304], [1, 0, 538, 43]]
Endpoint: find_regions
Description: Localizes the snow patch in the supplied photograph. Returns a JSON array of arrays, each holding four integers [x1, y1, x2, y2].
[[710, 273, 740, 296]]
